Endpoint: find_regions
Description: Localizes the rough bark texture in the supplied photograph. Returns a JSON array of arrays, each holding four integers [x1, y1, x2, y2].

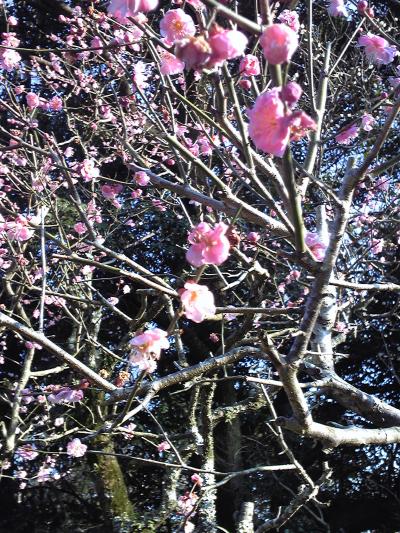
[[91, 434, 139, 532]]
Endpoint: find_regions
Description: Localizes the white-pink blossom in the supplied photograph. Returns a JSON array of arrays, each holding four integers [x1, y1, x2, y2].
[[80, 159, 100, 182], [157, 440, 171, 452], [361, 113, 375, 131], [129, 328, 169, 373], [134, 171, 150, 186], [180, 281, 216, 323], [67, 438, 87, 458]]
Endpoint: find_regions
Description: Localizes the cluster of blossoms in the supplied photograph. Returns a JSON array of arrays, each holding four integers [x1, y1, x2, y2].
[[0, 32, 21, 71], [328, 0, 375, 18], [335, 112, 376, 145], [15, 444, 39, 461], [244, 21, 316, 157], [358, 33, 398, 65], [278, 10, 300, 33], [159, 8, 248, 72], [129, 328, 170, 373], [0, 214, 36, 242], [25, 92, 63, 112], [172, 19, 247, 72], [108, 4, 247, 73], [107, 0, 158, 22], [48, 386, 84, 404]]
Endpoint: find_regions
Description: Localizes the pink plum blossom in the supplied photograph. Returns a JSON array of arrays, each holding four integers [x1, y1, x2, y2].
[[335, 124, 359, 144], [131, 189, 143, 199], [178, 491, 199, 516], [239, 55, 261, 76], [208, 27, 248, 66], [361, 113, 375, 131], [101, 183, 123, 208], [260, 24, 298, 65], [358, 1, 374, 17], [36, 465, 54, 483], [122, 423, 137, 439], [160, 9, 196, 44], [0, 48, 21, 71], [209, 332, 219, 343], [277, 10, 300, 33], [186, 0, 204, 10], [129, 328, 170, 373], [287, 269, 301, 281], [175, 36, 212, 71], [5, 215, 35, 242], [74, 222, 87, 235], [186, 222, 230, 267], [180, 281, 216, 323], [90, 36, 103, 54], [80, 159, 100, 182], [287, 110, 317, 141], [389, 76, 400, 89], [157, 441, 171, 452], [159, 49, 185, 75], [371, 238, 384, 255], [281, 81, 302, 107], [87, 199, 102, 224], [358, 33, 397, 65], [26, 92, 40, 108], [49, 96, 63, 111], [21, 388, 34, 404], [191, 473, 203, 486], [239, 79, 252, 90], [48, 387, 84, 404], [0, 33, 21, 71], [134, 171, 150, 186], [67, 438, 87, 458], [247, 231, 260, 243], [305, 232, 328, 261], [25, 341, 42, 350], [108, 0, 158, 22], [328, 0, 348, 17], [16, 444, 39, 461], [248, 88, 290, 157]]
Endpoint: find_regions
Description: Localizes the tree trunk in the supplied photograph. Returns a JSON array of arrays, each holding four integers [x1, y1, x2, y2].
[[91, 433, 139, 532]]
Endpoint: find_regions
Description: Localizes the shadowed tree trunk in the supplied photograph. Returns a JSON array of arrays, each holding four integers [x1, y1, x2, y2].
[[91, 433, 139, 532]]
